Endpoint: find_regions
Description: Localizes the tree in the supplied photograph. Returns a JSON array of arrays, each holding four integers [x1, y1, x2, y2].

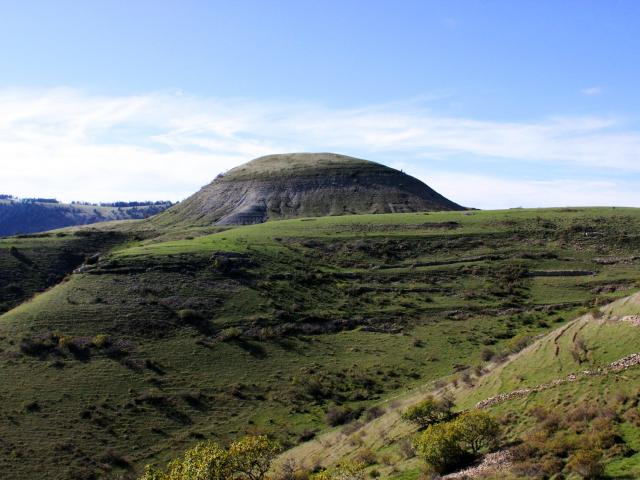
[[413, 410, 501, 474], [453, 410, 500, 455], [229, 435, 281, 480], [402, 395, 453, 429], [139, 441, 230, 480], [413, 422, 466, 474], [139, 435, 279, 480]]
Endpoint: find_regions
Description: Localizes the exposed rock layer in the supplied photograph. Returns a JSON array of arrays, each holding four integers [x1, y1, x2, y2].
[[158, 152, 464, 226]]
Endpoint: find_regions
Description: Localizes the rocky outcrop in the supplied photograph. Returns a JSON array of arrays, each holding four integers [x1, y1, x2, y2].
[[156, 153, 464, 227], [443, 451, 513, 479]]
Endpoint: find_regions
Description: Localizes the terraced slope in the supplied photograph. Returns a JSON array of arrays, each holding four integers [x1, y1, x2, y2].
[[459, 292, 640, 409], [0, 208, 639, 479], [153, 153, 464, 226]]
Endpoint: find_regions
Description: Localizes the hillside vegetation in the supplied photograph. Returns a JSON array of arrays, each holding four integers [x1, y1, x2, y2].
[[277, 292, 640, 479], [0, 207, 639, 479]]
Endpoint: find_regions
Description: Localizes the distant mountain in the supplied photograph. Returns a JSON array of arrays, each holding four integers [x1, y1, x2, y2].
[[0, 197, 172, 236], [154, 152, 464, 227]]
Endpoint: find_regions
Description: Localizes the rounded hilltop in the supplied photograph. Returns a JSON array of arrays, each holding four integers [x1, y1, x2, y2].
[[158, 152, 464, 226]]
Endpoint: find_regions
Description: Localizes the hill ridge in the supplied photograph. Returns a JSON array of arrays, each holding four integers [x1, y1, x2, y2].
[[153, 152, 464, 226]]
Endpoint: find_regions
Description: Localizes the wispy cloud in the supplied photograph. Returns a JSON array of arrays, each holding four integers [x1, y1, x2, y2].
[[0, 88, 638, 207], [581, 86, 604, 96]]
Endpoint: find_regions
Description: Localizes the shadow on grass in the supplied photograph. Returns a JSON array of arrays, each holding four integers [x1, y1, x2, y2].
[[232, 338, 267, 359]]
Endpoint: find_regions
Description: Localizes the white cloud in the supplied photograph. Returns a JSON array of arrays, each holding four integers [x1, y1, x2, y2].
[[421, 171, 640, 209], [582, 86, 604, 96], [0, 87, 638, 208]]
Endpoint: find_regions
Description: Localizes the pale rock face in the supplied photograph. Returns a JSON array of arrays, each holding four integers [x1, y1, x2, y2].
[[158, 153, 464, 226]]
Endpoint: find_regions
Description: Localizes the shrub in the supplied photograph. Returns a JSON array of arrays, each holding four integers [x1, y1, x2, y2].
[[413, 422, 467, 474], [353, 448, 376, 466], [66, 338, 91, 360], [20, 334, 57, 357], [364, 405, 385, 422], [566, 449, 604, 479], [140, 435, 280, 480], [414, 410, 501, 474], [218, 327, 243, 342], [140, 442, 230, 480], [298, 428, 317, 442], [99, 449, 131, 469], [504, 334, 534, 355], [326, 405, 359, 427], [92, 334, 110, 348], [24, 401, 40, 413], [177, 309, 201, 322], [453, 410, 500, 455], [402, 396, 453, 429], [480, 348, 495, 361], [228, 435, 281, 480]]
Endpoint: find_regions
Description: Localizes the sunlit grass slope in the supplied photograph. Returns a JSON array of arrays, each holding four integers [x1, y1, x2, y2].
[[0, 207, 639, 479]]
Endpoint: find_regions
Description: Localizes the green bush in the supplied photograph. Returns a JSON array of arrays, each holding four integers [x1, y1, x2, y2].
[[402, 396, 453, 429], [91, 334, 110, 348], [177, 309, 201, 322], [566, 449, 604, 479], [229, 435, 281, 480], [326, 405, 361, 426], [413, 410, 500, 474], [140, 442, 230, 480], [453, 410, 500, 455], [218, 327, 242, 342], [353, 447, 376, 466], [414, 422, 466, 474], [140, 435, 280, 480]]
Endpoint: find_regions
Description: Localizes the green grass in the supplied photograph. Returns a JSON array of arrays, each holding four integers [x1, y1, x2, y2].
[[1, 207, 640, 478], [456, 293, 640, 409], [388, 468, 421, 480], [606, 423, 640, 478], [289, 293, 640, 479], [127, 207, 640, 256]]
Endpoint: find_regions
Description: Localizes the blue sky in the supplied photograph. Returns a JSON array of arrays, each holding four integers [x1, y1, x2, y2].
[[1, 0, 639, 208]]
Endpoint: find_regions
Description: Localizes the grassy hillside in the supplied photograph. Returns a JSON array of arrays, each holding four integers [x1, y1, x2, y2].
[[0, 199, 172, 236], [0, 207, 640, 479], [0, 229, 136, 314], [458, 292, 640, 409], [277, 293, 640, 479]]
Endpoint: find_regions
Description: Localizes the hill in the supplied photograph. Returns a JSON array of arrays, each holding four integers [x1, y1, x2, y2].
[[0, 198, 172, 236], [1, 207, 639, 479], [152, 153, 464, 227]]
